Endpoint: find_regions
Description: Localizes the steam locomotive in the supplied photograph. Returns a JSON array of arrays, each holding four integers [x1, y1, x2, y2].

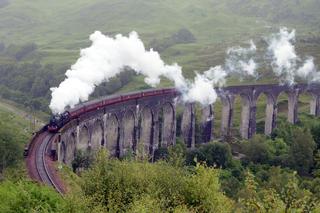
[[48, 111, 71, 132], [47, 88, 177, 133]]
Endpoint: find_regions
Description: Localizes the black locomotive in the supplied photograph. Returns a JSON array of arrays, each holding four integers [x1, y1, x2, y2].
[[48, 111, 70, 132]]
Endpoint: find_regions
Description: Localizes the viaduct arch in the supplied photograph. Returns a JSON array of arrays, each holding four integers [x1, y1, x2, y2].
[[56, 84, 320, 164]]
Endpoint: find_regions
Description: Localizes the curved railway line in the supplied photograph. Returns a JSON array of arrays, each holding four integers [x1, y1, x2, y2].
[[26, 131, 64, 195], [36, 133, 63, 194]]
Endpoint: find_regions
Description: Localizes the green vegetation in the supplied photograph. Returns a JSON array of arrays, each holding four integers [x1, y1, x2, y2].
[[0, 63, 65, 114], [8, 114, 308, 212], [77, 151, 233, 212], [0, 180, 66, 213], [186, 142, 233, 168], [0, 104, 71, 212], [56, 115, 320, 212], [0, 0, 320, 116], [72, 150, 94, 173], [1, 1, 320, 212], [2, 99, 320, 212], [0, 62, 136, 115], [0, 105, 29, 174]]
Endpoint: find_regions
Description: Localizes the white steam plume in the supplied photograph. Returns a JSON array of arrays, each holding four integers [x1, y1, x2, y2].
[[182, 73, 217, 105], [183, 41, 258, 105], [50, 28, 320, 114], [204, 66, 227, 87], [54, 28, 320, 114], [268, 27, 318, 85], [296, 57, 316, 79], [183, 66, 228, 105], [225, 40, 258, 78], [50, 31, 228, 114]]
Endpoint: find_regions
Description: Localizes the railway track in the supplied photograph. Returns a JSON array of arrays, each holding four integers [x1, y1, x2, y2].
[[26, 131, 64, 195], [35, 133, 63, 195]]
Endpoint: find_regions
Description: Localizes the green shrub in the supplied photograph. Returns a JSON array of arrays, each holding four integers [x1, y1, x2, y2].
[[241, 135, 272, 165], [72, 150, 94, 173], [186, 141, 233, 168], [0, 180, 65, 213], [80, 150, 234, 212], [288, 128, 316, 175]]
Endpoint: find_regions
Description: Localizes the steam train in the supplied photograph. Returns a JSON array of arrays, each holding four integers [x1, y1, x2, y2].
[[47, 88, 177, 133], [48, 111, 71, 132]]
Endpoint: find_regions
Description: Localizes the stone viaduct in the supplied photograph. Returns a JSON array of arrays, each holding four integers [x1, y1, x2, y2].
[[56, 84, 320, 166]]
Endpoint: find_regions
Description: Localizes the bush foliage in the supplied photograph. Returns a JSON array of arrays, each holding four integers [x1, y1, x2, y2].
[[79, 150, 233, 212]]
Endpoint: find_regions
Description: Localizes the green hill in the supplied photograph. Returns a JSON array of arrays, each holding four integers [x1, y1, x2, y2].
[[0, 0, 319, 113], [1, 0, 319, 68]]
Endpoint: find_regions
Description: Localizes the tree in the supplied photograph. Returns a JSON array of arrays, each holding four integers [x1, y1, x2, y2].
[[259, 188, 285, 213], [0, 125, 23, 173], [238, 171, 264, 212], [185, 163, 234, 212], [279, 172, 311, 212], [31, 77, 49, 97], [271, 121, 296, 145], [242, 135, 272, 165], [72, 150, 94, 173], [311, 124, 320, 149], [288, 128, 316, 175], [186, 142, 233, 168], [313, 150, 320, 177], [167, 140, 187, 167], [220, 169, 243, 198], [266, 137, 289, 166]]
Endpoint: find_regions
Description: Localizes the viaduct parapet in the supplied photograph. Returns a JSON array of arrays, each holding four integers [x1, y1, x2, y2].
[[56, 84, 320, 165]]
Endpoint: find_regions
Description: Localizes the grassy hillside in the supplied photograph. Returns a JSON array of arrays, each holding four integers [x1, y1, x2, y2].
[[1, 0, 319, 69], [0, 100, 31, 176], [0, 0, 262, 69], [0, 99, 33, 134], [0, 0, 320, 115]]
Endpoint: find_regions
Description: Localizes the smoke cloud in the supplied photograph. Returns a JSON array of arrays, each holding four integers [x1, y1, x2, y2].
[[50, 28, 318, 114], [226, 40, 258, 78], [267, 27, 318, 85], [50, 31, 228, 113], [182, 73, 217, 105]]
